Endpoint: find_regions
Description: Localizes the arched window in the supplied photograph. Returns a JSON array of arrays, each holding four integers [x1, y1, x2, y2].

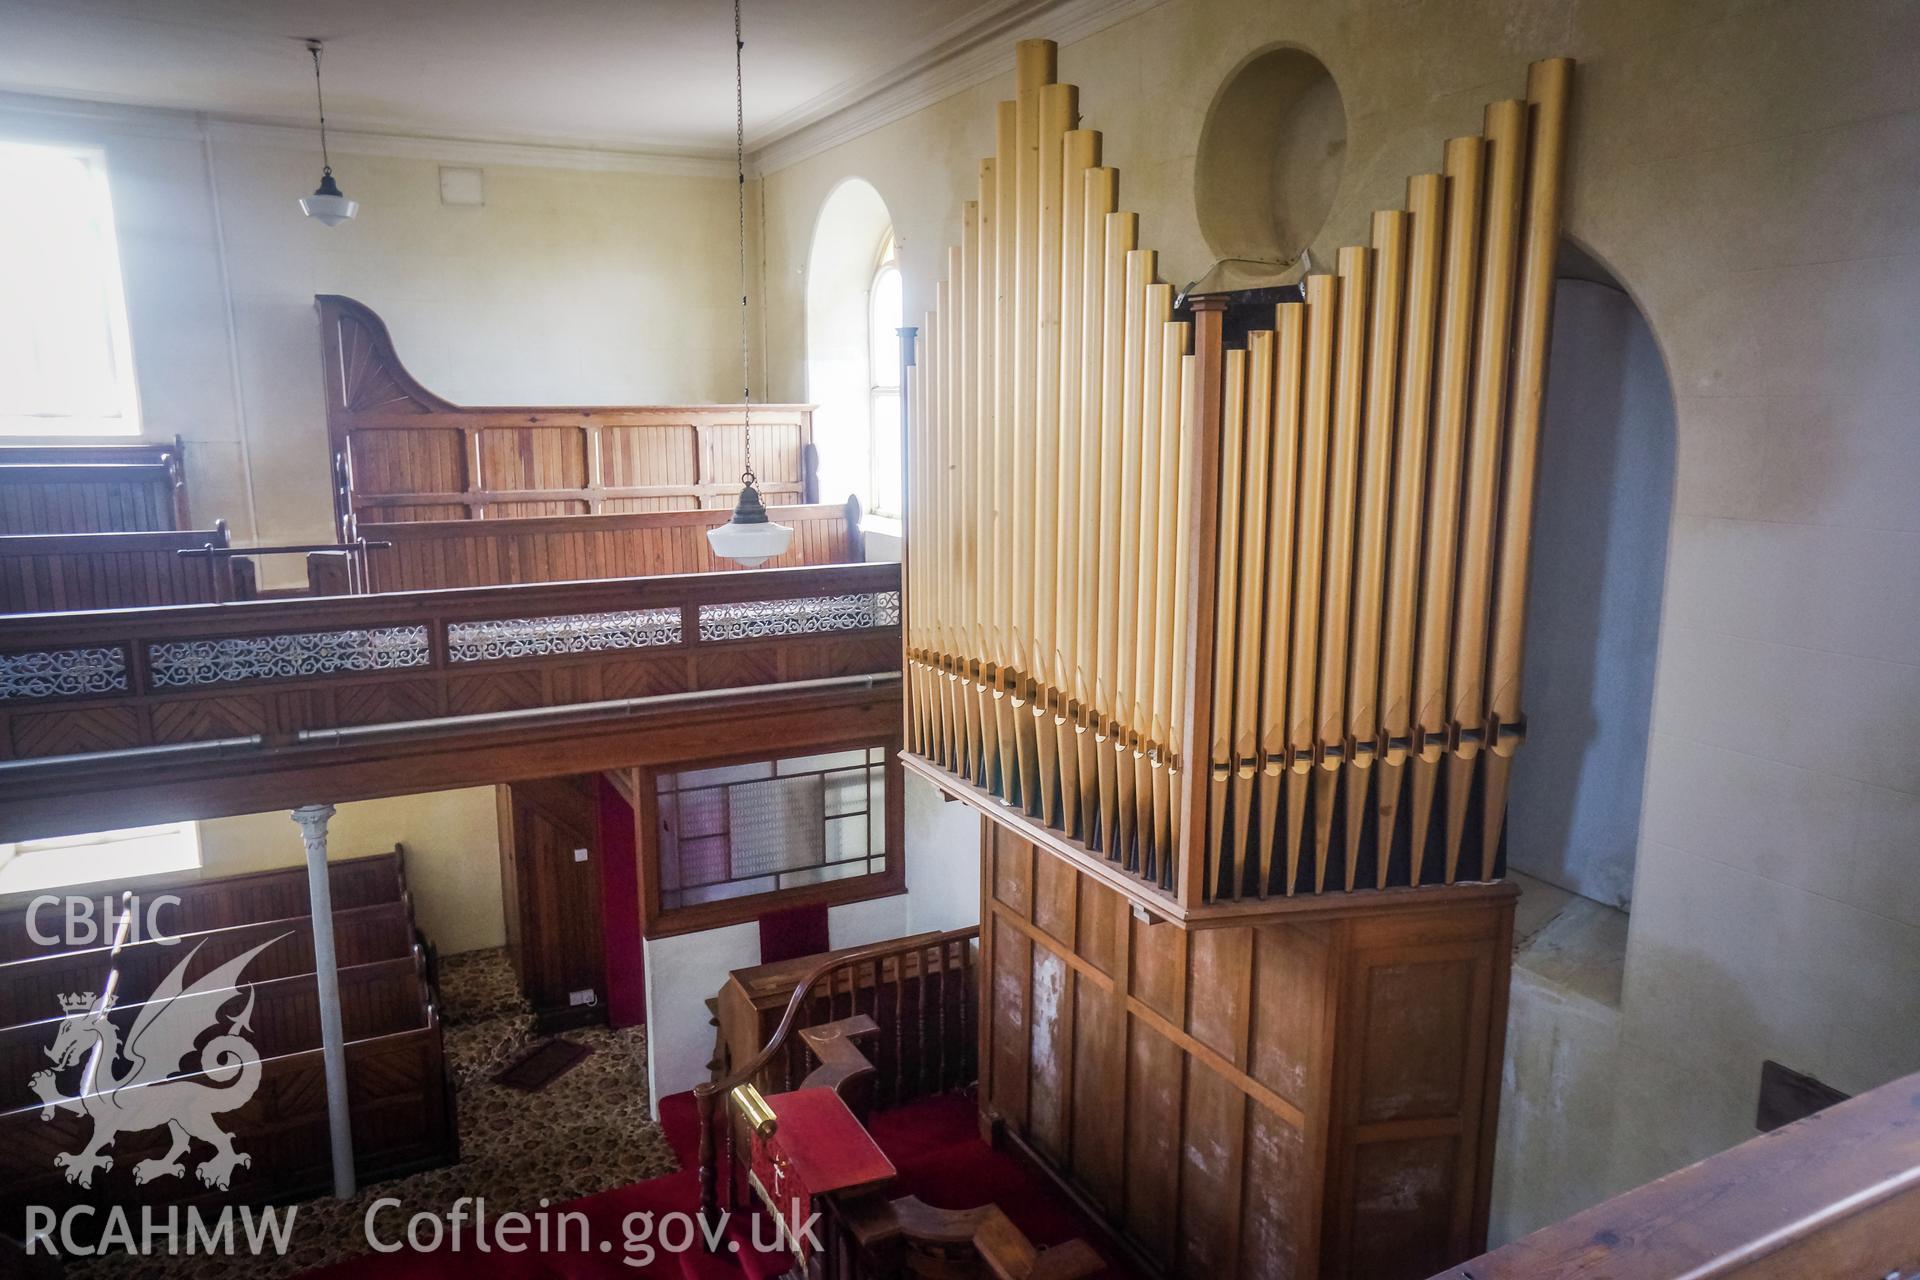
[[866, 234, 903, 517], [805, 179, 894, 517]]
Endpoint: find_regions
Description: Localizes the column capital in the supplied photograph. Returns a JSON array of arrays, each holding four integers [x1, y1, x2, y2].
[[290, 803, 336, 851]]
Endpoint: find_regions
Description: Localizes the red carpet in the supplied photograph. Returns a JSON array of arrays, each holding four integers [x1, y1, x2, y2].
[[303, 1090, 1132, 1278]]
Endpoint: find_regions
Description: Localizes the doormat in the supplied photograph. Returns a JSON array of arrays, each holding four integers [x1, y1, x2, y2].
[[495, 1037, 594, 1092]]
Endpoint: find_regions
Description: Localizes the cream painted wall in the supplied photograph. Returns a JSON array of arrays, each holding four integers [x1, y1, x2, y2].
[[196, 788, 504, 957], [0, 95, 765, 577], [760, 0, 1920, 1242], [209, 136, 762, 559], [0, 101, 763, 957]]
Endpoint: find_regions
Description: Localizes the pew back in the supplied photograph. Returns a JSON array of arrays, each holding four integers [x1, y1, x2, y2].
[[0, 900, 416, 1028], [0, 438, 190, 534], [354, 499, 864, 592], [0, 526, 248, 613], [0, 953, 428, 1112], [0, 848, 406, 962]]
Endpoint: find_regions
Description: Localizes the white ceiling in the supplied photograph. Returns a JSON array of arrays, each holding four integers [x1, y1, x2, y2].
[[0, 0, 1103, 159]]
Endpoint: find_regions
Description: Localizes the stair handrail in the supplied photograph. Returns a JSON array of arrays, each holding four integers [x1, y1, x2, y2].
[[693, 925, 979, 1225]]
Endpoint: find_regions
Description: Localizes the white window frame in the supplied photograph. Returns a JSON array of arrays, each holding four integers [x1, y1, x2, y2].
[[0, 822, 200, 897], [0, 140, 143, 437]]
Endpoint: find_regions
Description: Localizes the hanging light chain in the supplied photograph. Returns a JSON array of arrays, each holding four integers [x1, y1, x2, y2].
[[734, 0, 755, 489], [307, 39, 334, 178]]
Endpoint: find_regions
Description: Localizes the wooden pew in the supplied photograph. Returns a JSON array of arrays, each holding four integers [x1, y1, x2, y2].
[[0, 1013, 455, 1216], [0, 848, 407, 962], [0, 952, 429, 1113], [355, 497, 865, 592], [0, 833, 456, 1222], [0, 523, 253, 613], [0, 900, 416, 1028], [318, 294, 817, 529], [0, 438, 190, 534]]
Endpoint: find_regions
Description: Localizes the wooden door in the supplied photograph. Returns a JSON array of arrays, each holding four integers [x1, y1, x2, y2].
[[498, 776, 606, 1031]]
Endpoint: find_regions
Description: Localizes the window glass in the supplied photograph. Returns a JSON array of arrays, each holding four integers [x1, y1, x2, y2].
[[0, 823, 199, 896], [653, 744, 890, 913], [0, 142, 141, 436], [867, 236, 904, 517]]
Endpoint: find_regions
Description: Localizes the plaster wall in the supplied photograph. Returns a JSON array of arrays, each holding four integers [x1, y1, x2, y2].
[[0, 99, 759, 935], [0, 95, 762, 571], [760, 0, 1920, 1238], [195, 788, 505, 957]]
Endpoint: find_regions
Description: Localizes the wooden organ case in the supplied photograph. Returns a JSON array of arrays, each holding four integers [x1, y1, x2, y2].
[[901, 40, 1572, 1280]]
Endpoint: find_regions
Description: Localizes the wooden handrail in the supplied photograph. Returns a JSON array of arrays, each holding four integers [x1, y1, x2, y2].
[[1433, 1070, 1920, 1279], [694, 926, 979, 1225]]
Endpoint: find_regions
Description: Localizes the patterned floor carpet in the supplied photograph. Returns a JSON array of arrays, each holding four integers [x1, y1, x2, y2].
[[71, 948, 679, 1280]]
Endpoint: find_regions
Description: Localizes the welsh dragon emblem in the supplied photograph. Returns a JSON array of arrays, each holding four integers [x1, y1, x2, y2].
[[30, 936, 282, 1191]]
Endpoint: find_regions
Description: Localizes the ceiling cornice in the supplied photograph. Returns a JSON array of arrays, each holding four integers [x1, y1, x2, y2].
[[0, 89, 741, 179], [0, 0, 1172, 181], [204, 120, 741, 179], [750, 0, 1171, 175]]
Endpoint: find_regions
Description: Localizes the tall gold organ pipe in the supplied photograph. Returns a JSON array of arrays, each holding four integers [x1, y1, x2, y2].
[[1284, 273, 1337, 894], [1207, 348, 1249, 897], [1110, 252, 1154, 866], [1408, 134, 1486, 886], [912, 328, 931, 755], [925, 297, 940, 759], [1255, 302, 1305, 896], [945, 245, 967, 771], [1029, 81, 1074, 823], [1375, 173, 1446, 878], [904, 334, 920, 754], [1054, 128, 1099, 839], [957, 207, 981, 780], [1347, 210, 1409, 887], [973, 159, 999, 790], [1311, 248, 1371, 892], [1168, 348, 1199, 873], [1482, 59, 1573, 874], [1149, 321, 1191, 873], [1091, 210, 1136, 855], [931, 275, 950, 768], [1129, 286, 1171, 871], [991, 100, 1018, 796], [1073, 167, 1116, 831], [1006, 48, 1048, 815], [1444, 98, 1527, 883], [1230, 328, 1277, 891]]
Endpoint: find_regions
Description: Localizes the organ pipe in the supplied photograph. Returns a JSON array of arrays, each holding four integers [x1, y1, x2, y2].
[[902, 42, 1573, 908]]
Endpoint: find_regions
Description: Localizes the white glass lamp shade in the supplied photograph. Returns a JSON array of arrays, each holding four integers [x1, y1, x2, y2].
[[300, 172, 358, 226], [707, 482, 793, 567]]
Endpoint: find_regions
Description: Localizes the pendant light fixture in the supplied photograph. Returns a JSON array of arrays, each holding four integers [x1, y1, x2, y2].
[[706, 0, 793, 568], [298, 38, 358, 227]]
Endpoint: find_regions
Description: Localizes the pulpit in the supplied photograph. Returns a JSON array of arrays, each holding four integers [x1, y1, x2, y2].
[[743, 1086, 897, 1270]]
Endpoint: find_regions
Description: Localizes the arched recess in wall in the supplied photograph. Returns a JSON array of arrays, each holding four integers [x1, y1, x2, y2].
[[1507, 241, 1676, 911], [805, 178, 899, 517]]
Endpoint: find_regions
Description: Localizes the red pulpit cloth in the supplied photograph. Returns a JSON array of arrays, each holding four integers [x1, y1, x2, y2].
[[748, 1087, 897, 1264]]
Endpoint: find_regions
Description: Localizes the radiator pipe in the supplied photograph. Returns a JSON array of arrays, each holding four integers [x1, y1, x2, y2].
[[0, 674, 898, 778], [0, 734, 264, 775], [294, 671, 902, 746]]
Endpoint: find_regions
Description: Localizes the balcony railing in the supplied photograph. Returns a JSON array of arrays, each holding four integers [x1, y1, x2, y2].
[[0, 562, 901, 835]]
